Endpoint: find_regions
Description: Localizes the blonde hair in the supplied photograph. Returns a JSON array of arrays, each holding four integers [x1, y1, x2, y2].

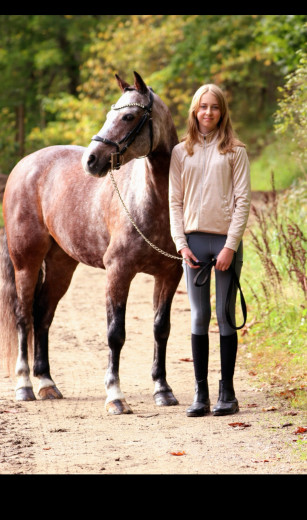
[[183, 84, 245, 155]]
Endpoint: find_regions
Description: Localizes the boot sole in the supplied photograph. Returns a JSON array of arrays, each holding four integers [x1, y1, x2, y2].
[[212, 405, 239, 416], [186, 407, 211, 417]]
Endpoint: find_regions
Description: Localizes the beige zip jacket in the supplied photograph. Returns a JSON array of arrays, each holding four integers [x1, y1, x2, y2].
[[169, 131, 251, 253]]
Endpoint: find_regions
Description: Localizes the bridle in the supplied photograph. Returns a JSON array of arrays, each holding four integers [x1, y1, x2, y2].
[[91, 88, 154, 170]]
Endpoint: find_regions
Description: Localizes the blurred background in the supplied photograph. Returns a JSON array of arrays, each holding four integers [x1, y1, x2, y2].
[[0, 14, 306, 190]]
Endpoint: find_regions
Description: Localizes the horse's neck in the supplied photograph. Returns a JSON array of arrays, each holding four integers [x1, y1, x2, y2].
[[148, 119, 178, 179], [145, 145, 176, 201]]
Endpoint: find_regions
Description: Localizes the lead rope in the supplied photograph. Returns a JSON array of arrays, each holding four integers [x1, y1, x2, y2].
[[108, 168, 182, 261]]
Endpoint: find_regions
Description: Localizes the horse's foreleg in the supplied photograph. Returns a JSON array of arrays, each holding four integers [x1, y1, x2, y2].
[[152, 275, 179, 407], [104, 269, 133, 414]]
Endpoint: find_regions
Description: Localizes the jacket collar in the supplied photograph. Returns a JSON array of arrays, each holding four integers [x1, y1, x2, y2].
[[198, 129, 219, 146]]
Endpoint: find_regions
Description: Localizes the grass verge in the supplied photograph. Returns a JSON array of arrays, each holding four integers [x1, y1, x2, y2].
[[240, 174, 306, 411]]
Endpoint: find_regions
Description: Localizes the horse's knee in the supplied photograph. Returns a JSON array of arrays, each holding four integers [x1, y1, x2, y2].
[[153, 302, 171, 342], [107, 303, 126, 350], [107, 321, 125, 350]]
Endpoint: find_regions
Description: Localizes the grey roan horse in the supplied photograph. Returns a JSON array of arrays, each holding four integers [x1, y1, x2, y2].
[[0, 71, 182, 414]]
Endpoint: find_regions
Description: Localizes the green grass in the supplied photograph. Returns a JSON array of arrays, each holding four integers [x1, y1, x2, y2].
[[241, 175, 307, 410], [250, 136, 305, 191]]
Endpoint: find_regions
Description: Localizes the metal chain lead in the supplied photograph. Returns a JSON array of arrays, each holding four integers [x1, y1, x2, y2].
[[108, 168, 182, 261]]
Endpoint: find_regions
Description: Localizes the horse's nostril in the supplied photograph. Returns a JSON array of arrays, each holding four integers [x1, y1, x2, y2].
[[87, 154, 97, 167]]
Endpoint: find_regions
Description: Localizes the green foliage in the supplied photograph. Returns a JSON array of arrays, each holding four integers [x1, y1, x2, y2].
[[0, 14, 306, 173], [26, 95, 103, 152], [274, 48, 307, 169], [242, 176, 307, 408], [0, 14, 107, 171]]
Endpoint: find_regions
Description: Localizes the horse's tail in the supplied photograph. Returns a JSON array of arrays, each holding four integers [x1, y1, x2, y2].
[[0, 230, 21, 376]]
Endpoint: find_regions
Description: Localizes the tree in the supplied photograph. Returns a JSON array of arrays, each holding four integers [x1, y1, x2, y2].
[[274, 49, 307, 172], [0, 14, 105, 171]]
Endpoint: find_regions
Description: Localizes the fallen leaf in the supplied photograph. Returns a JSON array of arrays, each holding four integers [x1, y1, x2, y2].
[[170, 451, 186, 456], [179, 358, 193, 362], [262, 406, 277, 411], [294, 427, 307, 435], [228, 422, 251, 429], [247, 403, 258, 408], [43, 447, 51, 450], [277, 389, 296, 399]]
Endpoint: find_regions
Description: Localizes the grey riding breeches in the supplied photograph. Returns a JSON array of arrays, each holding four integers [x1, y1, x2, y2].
[[183, 232, 243, 337]]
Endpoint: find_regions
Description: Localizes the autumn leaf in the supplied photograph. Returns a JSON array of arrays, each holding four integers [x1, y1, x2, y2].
[[170, 451, 186, 456], [294, 427, 307, 435], [179, 358, 193, 362], [228, 422, 251, 429]]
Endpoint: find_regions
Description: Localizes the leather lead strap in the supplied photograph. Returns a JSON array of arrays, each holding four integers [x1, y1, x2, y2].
[[193, 258, 247, 330]]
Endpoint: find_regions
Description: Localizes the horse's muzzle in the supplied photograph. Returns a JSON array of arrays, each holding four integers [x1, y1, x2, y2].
[[82, 149, 109, 177]]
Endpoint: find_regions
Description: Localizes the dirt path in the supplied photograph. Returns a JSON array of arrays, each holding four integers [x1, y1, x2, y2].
[[0, 259, 306, 475]]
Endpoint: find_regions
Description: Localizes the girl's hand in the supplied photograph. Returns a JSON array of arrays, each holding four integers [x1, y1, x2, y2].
[[179, 247, 200, 269], [215, 247, 234, 271]]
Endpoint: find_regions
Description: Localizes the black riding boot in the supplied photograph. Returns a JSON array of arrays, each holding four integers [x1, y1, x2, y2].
[[186, 334, 210, 417], [212, 333, 239, 416], [212, 379, 239, 415], [186, 379, 210, 417]]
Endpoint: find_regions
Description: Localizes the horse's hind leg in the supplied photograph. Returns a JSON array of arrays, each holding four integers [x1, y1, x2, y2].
[[33, 244, 78, 399], [152, 273, 180, 407], [14, 262, 48, 401]]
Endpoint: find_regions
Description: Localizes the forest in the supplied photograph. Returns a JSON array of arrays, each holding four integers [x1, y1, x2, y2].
[[0, 15, 306, 411], [0, 14, 306, 183]]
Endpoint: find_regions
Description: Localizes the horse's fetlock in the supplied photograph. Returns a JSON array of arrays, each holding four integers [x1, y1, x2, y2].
[[33, 359, 50, 378]]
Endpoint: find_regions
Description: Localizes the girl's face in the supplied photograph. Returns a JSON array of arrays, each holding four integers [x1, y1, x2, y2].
[[196, 91, 221, 134]]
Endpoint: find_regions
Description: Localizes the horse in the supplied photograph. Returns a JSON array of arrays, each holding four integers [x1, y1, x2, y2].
[[0, 71, 183, 414]]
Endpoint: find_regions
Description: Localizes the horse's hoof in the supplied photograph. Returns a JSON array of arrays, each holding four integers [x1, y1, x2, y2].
[[16, 387, 36, 401], [154, 391, 179, 407], [106, 399, 133, 415], [38, 386, 63, 400]]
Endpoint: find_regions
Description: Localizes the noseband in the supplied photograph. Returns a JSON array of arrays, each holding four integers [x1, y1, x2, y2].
[[91, 89, 154, 170]]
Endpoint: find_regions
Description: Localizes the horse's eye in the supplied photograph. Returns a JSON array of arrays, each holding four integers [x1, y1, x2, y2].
[[122, 113, 134, 121]]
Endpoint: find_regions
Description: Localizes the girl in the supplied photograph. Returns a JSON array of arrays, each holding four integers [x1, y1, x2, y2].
[[169, 84, 251, 417]]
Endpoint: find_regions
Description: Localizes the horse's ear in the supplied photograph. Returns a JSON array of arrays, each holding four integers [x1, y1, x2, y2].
[[133, 72, 148, 94], [115, 74, 130, 92]]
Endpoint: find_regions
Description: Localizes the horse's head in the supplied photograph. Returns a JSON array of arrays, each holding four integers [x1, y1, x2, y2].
[[82, 72, 156, 177]]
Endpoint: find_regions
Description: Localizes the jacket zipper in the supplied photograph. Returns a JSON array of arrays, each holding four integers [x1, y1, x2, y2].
[[197, 136, 207, 227]]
